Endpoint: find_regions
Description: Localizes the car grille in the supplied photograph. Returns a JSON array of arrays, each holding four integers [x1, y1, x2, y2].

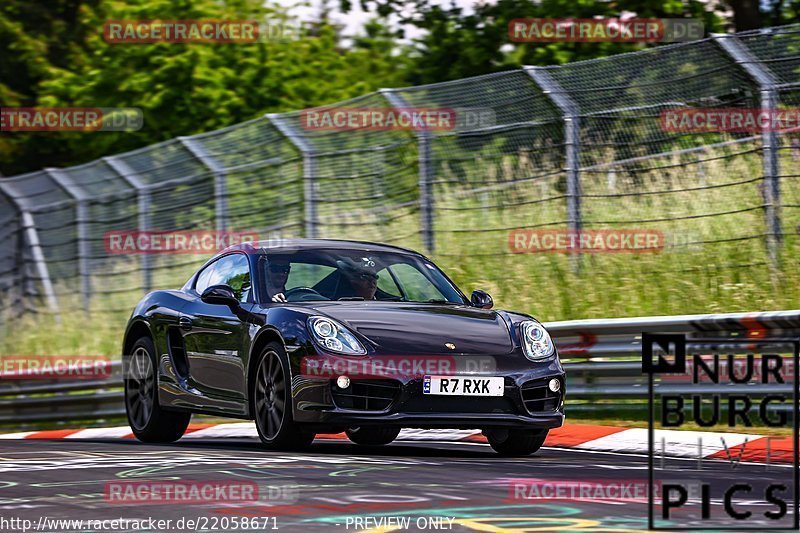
[[521, 378, 562, 413], [330, 379, 400, 411]]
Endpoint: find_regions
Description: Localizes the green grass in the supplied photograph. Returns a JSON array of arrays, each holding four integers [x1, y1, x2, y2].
[[1, 139, 798, 356]]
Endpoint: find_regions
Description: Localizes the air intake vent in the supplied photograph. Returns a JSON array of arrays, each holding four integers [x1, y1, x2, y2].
[[167, 328, 189, 379], [521, 378, 562, 413], [331, 379, 400, 411]]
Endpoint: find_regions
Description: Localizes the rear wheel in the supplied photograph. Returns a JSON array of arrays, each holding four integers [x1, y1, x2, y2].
[[253, 342, 315, 450], [125, 336, 191, 443], [486, 428, 548, 456], [345, 426, 401, 446]]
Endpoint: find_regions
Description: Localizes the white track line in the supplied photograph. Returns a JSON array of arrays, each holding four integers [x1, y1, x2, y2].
[[576, 428, 760, 457]]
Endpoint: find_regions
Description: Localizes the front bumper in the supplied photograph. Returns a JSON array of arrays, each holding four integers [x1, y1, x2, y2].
[[290, 356, 565, 431], [303, 411, 564, 430]]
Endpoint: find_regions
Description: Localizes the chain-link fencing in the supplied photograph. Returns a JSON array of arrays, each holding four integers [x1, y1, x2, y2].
[[1, 24, 799, 329]]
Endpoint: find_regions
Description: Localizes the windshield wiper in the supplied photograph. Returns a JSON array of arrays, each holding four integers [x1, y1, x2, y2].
[[338, 296, 365, 301], [424, 299, 459, 304]]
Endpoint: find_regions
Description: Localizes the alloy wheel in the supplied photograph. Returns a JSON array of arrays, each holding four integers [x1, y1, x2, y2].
[[256, 351, 286, 440], [126, 346, 154, 431]]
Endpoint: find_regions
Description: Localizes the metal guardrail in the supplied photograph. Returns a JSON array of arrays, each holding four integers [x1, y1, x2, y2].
[[549, 309, 800, 358], [0, 362, 124, 424], [1, 309, 799, 426]]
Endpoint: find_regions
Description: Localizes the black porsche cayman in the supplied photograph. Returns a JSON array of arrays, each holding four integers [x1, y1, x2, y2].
[[122, 239, 564, 456]]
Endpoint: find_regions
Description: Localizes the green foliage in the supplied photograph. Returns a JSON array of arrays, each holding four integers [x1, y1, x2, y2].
[[2, 0, 796, 175], [1, 0, 779, 174], [367, 0, 725, 85], [0, 0, 409, 175]]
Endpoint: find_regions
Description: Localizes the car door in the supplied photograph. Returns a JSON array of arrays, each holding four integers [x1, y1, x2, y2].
[[182, 252, 253, 401]]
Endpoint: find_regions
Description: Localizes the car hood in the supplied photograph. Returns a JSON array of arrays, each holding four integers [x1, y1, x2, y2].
[[306, 302, 514, 355]]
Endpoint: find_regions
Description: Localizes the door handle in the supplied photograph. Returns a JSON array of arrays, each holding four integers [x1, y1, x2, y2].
[[179, 317, 193, 331]]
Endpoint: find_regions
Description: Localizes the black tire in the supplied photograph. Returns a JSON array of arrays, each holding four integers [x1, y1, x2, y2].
[[345, 426, 401, 446], [252, 342, 315, 450], [125, 336, 191, 443], [486, 429, 549, 456]]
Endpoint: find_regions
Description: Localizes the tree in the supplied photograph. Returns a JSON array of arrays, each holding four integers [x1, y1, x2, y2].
[[353, 0, 724, 85], [727, 0, 762, 30], [0, 0, 407, 175]]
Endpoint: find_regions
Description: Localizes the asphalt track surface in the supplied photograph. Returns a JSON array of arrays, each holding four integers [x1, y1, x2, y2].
[[0, 437, 794, 532]]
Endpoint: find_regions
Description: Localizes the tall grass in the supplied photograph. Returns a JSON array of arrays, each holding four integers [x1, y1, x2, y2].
[[1, 140, 798, 356]]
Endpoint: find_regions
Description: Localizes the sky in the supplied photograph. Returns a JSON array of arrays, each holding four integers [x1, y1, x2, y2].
[[275, 0, 726, 43], [278, 0, 486, 40]]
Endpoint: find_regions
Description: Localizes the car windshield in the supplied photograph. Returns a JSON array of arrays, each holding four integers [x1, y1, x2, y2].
[[259, 248, 466, 304]]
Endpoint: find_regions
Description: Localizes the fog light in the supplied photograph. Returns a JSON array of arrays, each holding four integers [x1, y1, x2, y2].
[[336, 375, 350, 389], [548, 378, 561, 392]]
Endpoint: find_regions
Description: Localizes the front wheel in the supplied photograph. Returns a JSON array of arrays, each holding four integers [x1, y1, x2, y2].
[[125, 336, 191, 443], [345, 426, 401, 446], [253, 342, 315, 450], [485, 428, 548, 456]]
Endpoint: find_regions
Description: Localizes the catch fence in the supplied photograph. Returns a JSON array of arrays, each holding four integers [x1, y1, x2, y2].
[[1, 25, 800, 325]]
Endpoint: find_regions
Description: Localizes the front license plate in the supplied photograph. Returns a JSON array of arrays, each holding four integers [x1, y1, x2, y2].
[[423, 375, 504, 397]]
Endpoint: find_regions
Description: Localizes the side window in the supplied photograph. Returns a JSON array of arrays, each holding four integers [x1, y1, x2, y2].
[[195, 254, 252, 302], [195, 264, 216, 295]]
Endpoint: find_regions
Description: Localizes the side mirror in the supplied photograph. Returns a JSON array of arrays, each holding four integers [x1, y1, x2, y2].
[[470, 290, 493, 309], [201, 285, 239, 306]]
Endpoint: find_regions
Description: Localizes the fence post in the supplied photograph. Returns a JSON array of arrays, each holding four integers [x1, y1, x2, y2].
[[21, 212, 61, 321], [0, 182, 61, 321], [104, 157, 153, 294], [45, 168, 92, 312], [525, 67, 582, 272], [179, 137, 229, 232], [381, 89, 435, 253], [0, 188, 28, 316], [714, 34, 781, 268], [418, 133, 434, 254], [267, 114, 317, 239], [16, 221, 29, 317]]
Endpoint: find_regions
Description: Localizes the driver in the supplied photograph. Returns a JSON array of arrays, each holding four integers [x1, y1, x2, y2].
[[336, 257, 379, 300], [267, 258, 291, 302]]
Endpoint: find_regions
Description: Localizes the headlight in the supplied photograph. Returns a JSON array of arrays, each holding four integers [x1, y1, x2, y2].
[[520, 321, 555, 361], [308, 317, 367, 355]]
